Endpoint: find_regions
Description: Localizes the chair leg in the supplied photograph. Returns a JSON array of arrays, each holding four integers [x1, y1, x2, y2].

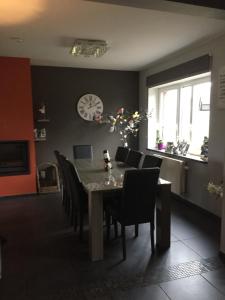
[[106, 212, 111, 241], [135, 224, 138, 237], [114, 220, 118, 239], [73, 213, 78, 232], [79, 212, 84, 241], [150, 222, 155, 254], [121, 225, 126, 260]]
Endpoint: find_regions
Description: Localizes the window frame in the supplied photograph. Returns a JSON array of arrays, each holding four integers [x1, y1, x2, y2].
[[148, 73, 211, 156]]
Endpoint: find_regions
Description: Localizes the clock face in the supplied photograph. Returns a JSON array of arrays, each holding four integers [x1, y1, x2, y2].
[[77, 94, 103, 121]]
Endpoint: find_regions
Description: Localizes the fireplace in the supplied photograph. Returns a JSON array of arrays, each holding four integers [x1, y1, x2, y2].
[[0, 141, 30, 176]]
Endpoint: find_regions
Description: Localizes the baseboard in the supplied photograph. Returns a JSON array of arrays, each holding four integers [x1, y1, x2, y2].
[[171, 192, 221, 222], [0, 192, 37, 201]]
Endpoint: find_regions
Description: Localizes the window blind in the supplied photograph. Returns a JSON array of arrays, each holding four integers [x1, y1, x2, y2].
[[146, 54, 212, 88]]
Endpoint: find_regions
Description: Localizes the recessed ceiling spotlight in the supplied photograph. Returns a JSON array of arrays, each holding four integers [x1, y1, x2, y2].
[[10, 37, 24, 43]]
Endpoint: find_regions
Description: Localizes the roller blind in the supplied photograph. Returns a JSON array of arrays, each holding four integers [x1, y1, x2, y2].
[[146, 55, 212, 88]]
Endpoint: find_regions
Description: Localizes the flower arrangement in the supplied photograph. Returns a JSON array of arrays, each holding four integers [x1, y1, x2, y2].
[[207, 182, 223, 199], [95, 107, 151, 147]]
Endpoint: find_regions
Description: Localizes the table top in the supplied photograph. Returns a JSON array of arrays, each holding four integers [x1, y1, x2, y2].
[[74, 159, 171, 193]]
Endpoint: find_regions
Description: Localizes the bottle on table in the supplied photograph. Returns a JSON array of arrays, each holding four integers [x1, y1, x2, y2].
[[103, 149, 112, 171]]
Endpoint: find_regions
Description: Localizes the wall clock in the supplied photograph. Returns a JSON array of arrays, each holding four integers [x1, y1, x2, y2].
[[77, 94, 103, 121]]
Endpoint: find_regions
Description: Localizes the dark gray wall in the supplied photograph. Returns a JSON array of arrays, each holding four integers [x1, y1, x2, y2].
[[31, 66, 139, 164]]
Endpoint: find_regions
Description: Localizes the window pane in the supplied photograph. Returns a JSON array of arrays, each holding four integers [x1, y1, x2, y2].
[[179, 86, 192, 142], [190, 82, 211, 154], [160, 89, 178, 143]]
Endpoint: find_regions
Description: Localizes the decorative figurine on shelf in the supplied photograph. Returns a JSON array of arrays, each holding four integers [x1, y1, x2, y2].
[[165, 142, 174, 153], [37, 103, 47, 120], [103, 149, 112, 171], [200, 136, 208, 159], [39, 128, 46, 139], [177, 140, 189, 156]]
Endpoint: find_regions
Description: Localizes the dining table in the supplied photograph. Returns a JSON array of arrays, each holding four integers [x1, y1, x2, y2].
[[74, 159, 171, 261]]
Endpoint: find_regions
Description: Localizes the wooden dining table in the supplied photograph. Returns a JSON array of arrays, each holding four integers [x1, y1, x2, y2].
[[74, 159, 171, 261]]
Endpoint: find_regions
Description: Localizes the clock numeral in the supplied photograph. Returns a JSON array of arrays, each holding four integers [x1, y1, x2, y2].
[[96, 110, 101, 114], [84, 113, 88, 118], [97, 106, 102, 110], [79, 110, 84, 115]]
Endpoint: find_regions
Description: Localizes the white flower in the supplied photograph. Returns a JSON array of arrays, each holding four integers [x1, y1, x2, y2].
[[207, 182, 223, 198], [109, 126, 115, 133]]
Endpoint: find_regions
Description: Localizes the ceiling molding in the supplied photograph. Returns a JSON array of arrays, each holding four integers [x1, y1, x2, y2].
[[85, 0, 225, 19], [166, 0, 225, 10]]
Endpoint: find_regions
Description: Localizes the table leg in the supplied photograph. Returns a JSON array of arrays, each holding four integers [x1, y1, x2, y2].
[[88, 190, 104, 261], [156, 184, 171, 249]]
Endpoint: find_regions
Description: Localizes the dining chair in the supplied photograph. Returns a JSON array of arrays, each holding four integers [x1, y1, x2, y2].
[[125, 149, 143, 168], [115, 146, 130, 163], [142, 154, 163, 169], [54, 150, 70, 213], [61, 157, 88, 240], [73, 145, 93, 159], [105, 168, 160, 260], [57, 153, 75, 222]]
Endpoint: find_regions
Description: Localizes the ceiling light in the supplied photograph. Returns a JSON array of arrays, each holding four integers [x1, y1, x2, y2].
[[71, 39, 108, 58]]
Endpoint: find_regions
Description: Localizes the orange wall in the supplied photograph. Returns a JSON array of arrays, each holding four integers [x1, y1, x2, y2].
[[0, 57, 36, 196]]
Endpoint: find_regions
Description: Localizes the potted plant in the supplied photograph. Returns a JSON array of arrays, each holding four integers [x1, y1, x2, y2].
[[157, 139, 164, 150]]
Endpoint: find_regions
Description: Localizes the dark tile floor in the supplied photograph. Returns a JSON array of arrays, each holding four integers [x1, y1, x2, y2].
[[0, 193, 224, 299]]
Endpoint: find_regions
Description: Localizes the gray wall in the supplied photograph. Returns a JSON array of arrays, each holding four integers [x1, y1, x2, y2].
[[139, 33, 225, 216], [31, 66, 139, 164]]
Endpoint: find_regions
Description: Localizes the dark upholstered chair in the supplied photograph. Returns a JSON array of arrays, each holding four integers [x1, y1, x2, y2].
[[61, 157, 87, 240], [105, 168, 160, 260], [73, 145, 93, 159], [142, 154, 162, 169], [115, 146, 130, 163], [125, 149, 143, 168], [54, 150, 70, 214]]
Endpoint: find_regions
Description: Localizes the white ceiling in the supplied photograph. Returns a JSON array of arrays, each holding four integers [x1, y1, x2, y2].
[[0, 0, 225, 71]]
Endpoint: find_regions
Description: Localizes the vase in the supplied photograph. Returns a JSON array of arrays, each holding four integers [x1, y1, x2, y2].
[[158, 143, 163, 150]]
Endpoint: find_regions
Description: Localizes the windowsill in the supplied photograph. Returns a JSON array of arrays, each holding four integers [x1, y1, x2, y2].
[[146, 148, 208, 164]]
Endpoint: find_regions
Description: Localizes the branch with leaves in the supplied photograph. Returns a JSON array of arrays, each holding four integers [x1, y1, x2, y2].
[[95, 107, 151, 147]]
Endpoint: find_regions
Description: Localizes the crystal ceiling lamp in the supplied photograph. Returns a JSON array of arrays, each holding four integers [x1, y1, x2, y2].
[[71, 39, 108, 58]]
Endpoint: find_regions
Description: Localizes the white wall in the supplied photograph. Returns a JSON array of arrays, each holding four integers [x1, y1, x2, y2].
[[139, 33, 225, 216]]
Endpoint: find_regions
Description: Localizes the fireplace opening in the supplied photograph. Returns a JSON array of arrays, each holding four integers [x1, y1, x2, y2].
[[0, 141, 30, 176]]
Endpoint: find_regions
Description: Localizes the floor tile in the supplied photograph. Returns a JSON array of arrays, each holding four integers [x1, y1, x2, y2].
[[0, 193, 223, 300], [160, 275, 225, 300], [202, 269, 225, 295], [112, 285, 169, 300], [182, 235, 220, 258]]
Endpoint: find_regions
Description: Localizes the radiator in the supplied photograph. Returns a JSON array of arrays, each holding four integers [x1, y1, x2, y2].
[[154, 155, 185, 195]]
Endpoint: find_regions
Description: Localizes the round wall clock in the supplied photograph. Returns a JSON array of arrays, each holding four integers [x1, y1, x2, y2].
[[77, 94, 103, 121]]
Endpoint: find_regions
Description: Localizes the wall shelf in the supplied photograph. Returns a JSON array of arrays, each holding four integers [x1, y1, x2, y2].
[[36, 119, 50, 123], [35, 138, 47, 142]]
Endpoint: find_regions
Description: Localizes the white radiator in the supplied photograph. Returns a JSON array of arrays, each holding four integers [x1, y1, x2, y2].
[[155, 155, 185, 195]]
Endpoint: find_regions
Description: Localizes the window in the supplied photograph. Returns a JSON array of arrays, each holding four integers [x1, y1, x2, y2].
[[148, 73, 211, 156]]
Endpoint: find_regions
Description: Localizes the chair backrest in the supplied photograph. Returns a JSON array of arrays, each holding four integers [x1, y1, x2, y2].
[[63, 158, 86, 211], [57, 154, 72, 195], [121, 168, 160, 225], [115, 146, 130, 162], [54, 150, 67, 188], [126, 149, 143, 168], [142, 154, 163, 169], [73, 145, 93, 159]]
